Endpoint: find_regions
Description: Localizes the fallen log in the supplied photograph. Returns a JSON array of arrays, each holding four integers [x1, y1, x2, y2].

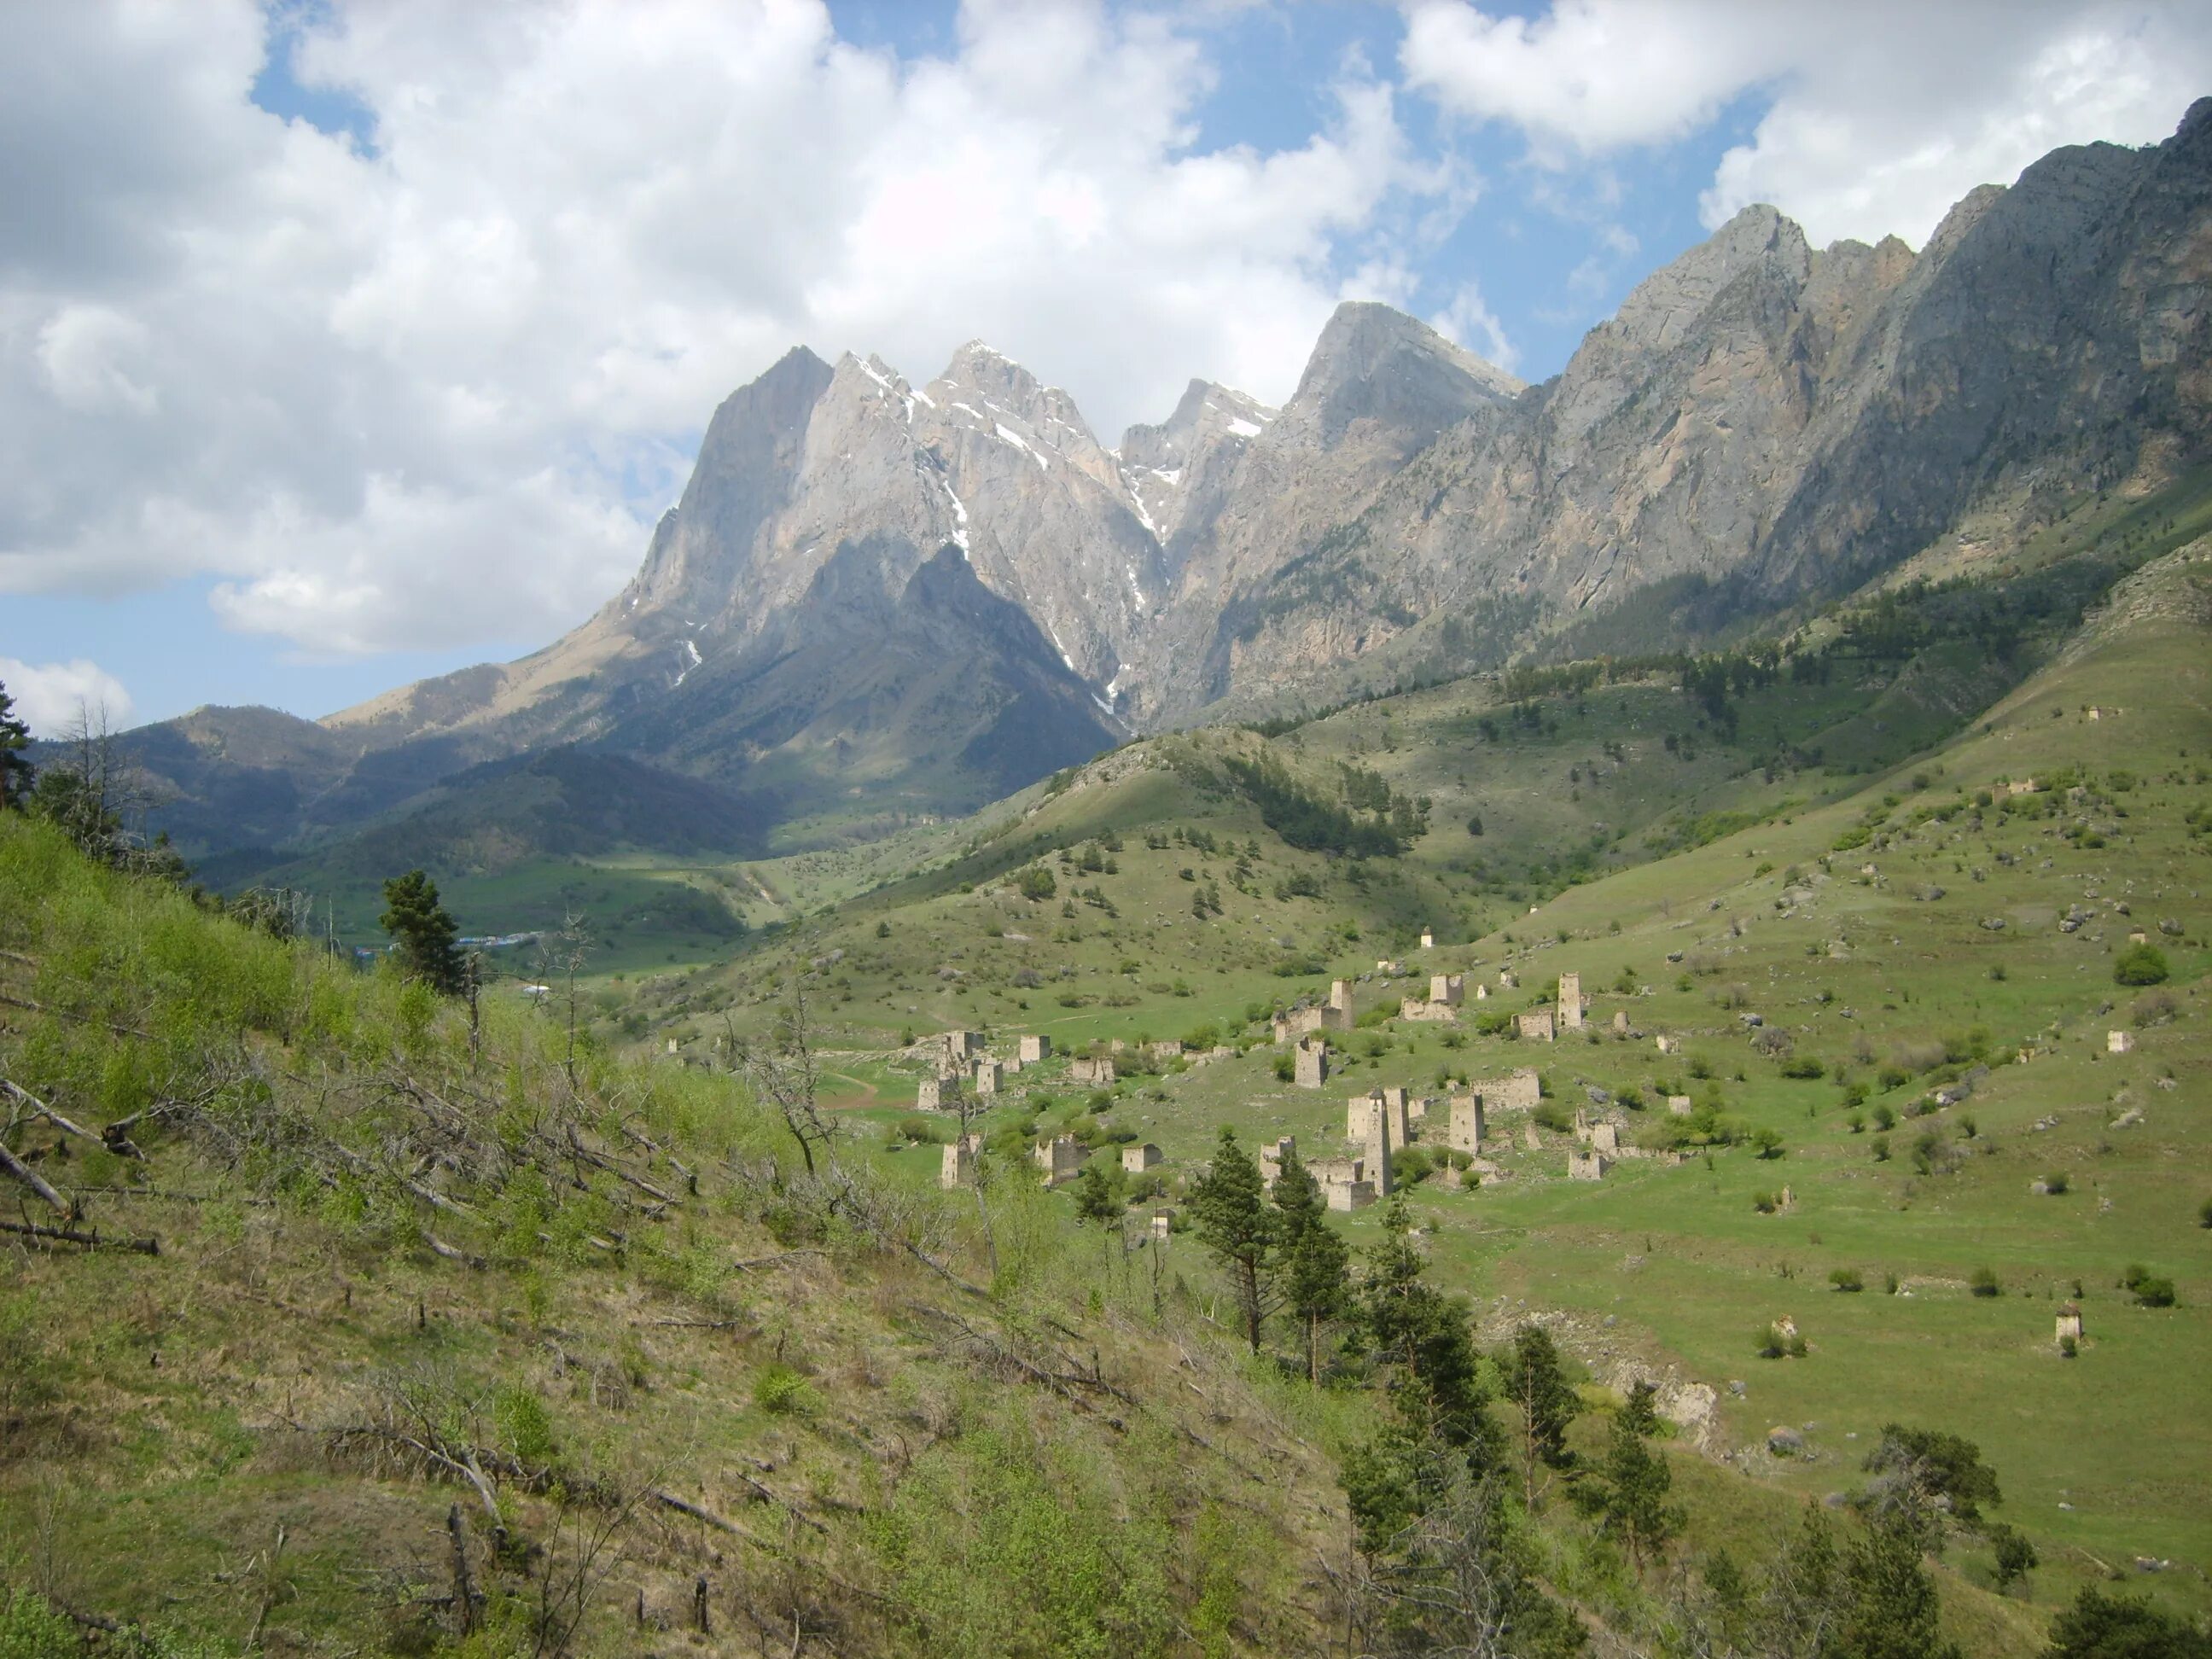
[[0, 1139, 73, 1217], [0, 1218, 158, 1254]]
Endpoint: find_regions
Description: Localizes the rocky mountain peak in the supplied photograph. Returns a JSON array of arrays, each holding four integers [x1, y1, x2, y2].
[[1281, 300, 1522, 453], [1609, 205, 1810, 355], [1116, 378, 1277, 543]]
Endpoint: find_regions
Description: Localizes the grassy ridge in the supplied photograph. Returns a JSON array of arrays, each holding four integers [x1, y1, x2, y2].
[[0, 813, 1347, 1656]]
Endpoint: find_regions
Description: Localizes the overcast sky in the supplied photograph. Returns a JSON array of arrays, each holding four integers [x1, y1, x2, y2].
[[3, 0, 2205, 735]]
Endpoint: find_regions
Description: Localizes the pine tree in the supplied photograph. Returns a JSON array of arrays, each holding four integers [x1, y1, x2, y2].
[[1272, 1146, 1347, 1382], [380, 869, 466, 996], [0, 681, 31, 810], [1188, 1128, 1274, 1352], [1071, 1157, 1121, 1236], [1505, 1322, 1580, 1508], [1599, 1380, 1681, 1567], [1838, 1514, 1961, 1659], [1359, 1199, 1489, 1456], [2046, 1586, 2212, 1659]]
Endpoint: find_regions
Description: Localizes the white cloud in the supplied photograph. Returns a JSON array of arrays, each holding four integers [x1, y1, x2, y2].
[[0, 0, 1452, 658], [1401, 0, 2212, 246], [1429, 282, 1518, 373], [0, 657, 134, 737]]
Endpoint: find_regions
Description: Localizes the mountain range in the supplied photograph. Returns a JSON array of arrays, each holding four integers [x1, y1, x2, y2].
[[102, 98, 2212, 871]]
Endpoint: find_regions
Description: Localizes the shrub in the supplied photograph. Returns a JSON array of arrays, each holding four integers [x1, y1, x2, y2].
[[2131, 990, 2177, 1027], [2042, 1171, 2069, 1196], [1016, 865, 1057, 901], [2058, 1333, 2078, 1359], [1970, 1266, 2001, 1297], [2121, 1265, 2177, 1307], [1751, 1127, 1785, 1160], [2111, 944, 2169, 986], [1778, 1055, 1825, 1080], [1871, 1135, 1891, 1162], [1871, 1103, 1897, 1131], [753, 1364, 818, 1415], [1830, 1268, 1864, 1293]]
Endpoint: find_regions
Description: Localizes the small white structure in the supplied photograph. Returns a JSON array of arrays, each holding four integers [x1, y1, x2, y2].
[[1568, 1150, 1612, 1181], [1420, 928, 1435, 949], [2108, 1030, 2134, 1054], [975, 1059, 1004, 1095], [1121, 1143, 1162, 1173], [1668, 1095, 1694, 1116], [1018, 1034, 1051, 1063], [1518, 1010, 1557, 1043]]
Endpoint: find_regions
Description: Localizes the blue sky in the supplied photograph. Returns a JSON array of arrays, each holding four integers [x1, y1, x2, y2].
[[3, 0, 2203, 736]]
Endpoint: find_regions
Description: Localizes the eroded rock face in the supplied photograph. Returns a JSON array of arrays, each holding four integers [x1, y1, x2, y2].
[[122, 104, 2212, 849]]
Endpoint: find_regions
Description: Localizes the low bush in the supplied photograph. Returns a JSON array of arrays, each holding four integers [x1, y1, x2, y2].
[[2112, 943, 2169, 986], [1830, 1268, 1864, 1293]]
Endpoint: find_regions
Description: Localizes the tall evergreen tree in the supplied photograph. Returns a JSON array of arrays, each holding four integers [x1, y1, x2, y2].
[[1598, 1380, 1681, 1567], [1838, 1514, 1961, 1659], [1271, 1146, 1348, 1382], [1505, 1322, 1581, 1508], [1070, 1157, 1121, 1241], [380, 869, 467, 996], [0, 681, 31, 810], [1359, 1199, 1490, 1456], [2046, 1586, 2212, 1659], [1188, 1128, 1274, 1352]]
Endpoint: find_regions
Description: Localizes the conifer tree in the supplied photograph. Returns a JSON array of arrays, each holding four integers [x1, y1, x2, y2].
[[1071, 1157, 1121, 1241], [1838, 1514, 1961, 1659], [1272, 1145, 1347, 1382], [1505, 1322, 1580, 1508], [1188, 1127, 1274, 1352], [0, 681, 31, 810], [1359, 1199, 1488, 1454], [1599, 1380, 1681, 1566], [380, 869, 466, 996]]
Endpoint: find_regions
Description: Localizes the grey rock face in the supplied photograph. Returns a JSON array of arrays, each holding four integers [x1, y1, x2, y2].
[[119, 104, 2212, 858]]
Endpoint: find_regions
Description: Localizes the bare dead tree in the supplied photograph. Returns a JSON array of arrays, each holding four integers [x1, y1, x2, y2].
[[949, 1071, 999, 1280], [726, 983, 836, 1185]]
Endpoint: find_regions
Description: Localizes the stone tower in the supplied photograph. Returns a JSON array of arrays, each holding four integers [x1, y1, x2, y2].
[[1558, 972, 1583, 1028]]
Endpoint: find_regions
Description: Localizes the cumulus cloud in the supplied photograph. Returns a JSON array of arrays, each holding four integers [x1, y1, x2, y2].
[[0, 0, 1453, 658], [1401, 0, 2212, 246], [0, 657, 133, 737], [1429, 282, 1518, 374]]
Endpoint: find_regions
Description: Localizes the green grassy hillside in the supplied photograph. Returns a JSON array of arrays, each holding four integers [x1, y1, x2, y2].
[[0, 814, 1352, 1656], [573, 516, 2212, 1646]]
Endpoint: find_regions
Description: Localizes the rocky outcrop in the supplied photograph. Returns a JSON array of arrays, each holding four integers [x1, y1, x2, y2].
[[116, 103, 2212, 858]]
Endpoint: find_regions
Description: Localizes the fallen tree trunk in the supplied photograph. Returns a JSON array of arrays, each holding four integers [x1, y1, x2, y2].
[[0, 1218, 159, 1254], [0, 1139, 73, 1217]]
